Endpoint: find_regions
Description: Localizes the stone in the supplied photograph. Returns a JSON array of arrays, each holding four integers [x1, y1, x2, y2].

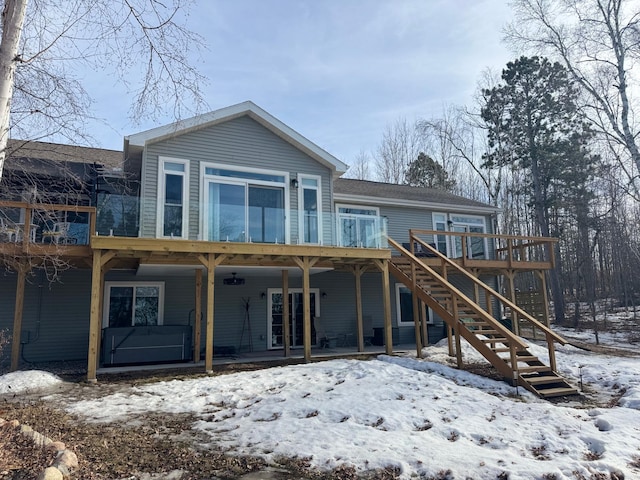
[[37, 467, 63, 480], [20, 424, 33, 434], [53, 463, 70, 478], [56, 450, 78, 468], [47, 441, 66, 452], [9, 419, 19, 428], [0, 417, 5, 425]]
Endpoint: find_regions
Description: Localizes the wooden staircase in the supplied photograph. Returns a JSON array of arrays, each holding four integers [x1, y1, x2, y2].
[[387, 237, 577, 399]]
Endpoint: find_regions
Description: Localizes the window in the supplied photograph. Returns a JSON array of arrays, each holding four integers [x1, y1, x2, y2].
[[336, 204, 381, 247], [395, 284, 432, 327], [158, 157, 189, 238], [103, 282, 164, 328], [299, 175, 321, 244], [449, 215, 487, 259], [432, 213, 448, 255], [432, 213, 487, 259], [203, 163, 288, 243]]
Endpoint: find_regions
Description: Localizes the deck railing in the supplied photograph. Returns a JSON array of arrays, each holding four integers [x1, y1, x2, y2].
[[0, 201, 96, 246], [409, 229, 557, 268]]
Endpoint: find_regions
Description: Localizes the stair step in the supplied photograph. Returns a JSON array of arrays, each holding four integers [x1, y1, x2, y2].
[[535, 387, 579, 398], [524, 375, 564, 385], [492, 347, 511, 353], [480, 337, 508, 343], [519, 366, 552, 374]]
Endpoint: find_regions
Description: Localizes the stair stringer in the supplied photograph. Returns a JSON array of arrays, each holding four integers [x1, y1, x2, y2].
[[388, 260, 521, 380]]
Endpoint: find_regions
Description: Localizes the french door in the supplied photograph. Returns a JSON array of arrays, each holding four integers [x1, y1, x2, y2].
[[268, 289, 319, 349]]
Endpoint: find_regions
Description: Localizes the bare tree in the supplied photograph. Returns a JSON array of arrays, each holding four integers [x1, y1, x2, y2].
[[374, 118, 423, 183], [345, 149, 373, 180], [506, 0, 640, 193], [0, 0, 206, 181]]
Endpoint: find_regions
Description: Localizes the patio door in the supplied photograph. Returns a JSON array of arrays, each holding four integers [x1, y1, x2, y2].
[[268, 288, 319, 349], [450, 219, 486, 259]]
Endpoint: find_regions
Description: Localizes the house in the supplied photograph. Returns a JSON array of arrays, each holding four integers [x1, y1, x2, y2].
[[0, 101, 576, 397]]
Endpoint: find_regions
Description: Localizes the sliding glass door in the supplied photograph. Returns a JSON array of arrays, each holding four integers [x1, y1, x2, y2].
[[204, 165, 287, 243]]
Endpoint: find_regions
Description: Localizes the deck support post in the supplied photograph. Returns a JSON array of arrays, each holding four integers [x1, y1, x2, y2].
[[197, 253, 226, 374], [282, 269, 290, 357], [420, 299, 429, 348], [354, 265, 365, 352], [505, 270, 519, 336], [205, 255, 216, 373], [374, 259, 393, 355], [451, 293, 463, 368], [411, 261, 423, 358], [87, 250, 103, 382], [536, 270, 551, 327], [194, 268, 202, 362], [10, 259, 29, 371], [293, 257, 318, 363]]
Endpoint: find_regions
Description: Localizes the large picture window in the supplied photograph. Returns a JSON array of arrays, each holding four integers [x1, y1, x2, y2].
[[203, 164, 288, 243], [103, 282, 164, 328], [158, 157, 189, 238]]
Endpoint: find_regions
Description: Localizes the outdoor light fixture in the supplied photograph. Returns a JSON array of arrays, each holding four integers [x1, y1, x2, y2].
[[291, 178, 299, 188]]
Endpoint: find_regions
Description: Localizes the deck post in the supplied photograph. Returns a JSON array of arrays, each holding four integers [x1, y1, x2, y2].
[[87, 250, 103, 382], [420, 299, 428, 347], [411, 260, 423, 358], [451, 293, 463, 368], [301, 258, 312, 362], [506, 270, 519, 336], [194, 268, 202, 362], [354, 265, 364, 352], [10, 259, 29, 371], [282, 269, 290, 357], [380, 260, 393, 355], [537, 270, 551, 327], [205, 254, 215, 373]]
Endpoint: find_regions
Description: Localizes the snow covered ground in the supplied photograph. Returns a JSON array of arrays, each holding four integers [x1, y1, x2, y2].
[[2, 335, 639, 479]]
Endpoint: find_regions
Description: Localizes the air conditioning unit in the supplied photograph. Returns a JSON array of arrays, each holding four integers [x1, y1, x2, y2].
[[223, 272, 245, 285]]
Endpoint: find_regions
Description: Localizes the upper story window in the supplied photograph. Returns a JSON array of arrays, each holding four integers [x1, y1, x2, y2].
[[158, 157, 189, 238], [336, 204, 382, 248], [299, 175, 321, 244], [202, 163, 289, 243], [433, 212, 487, 259]]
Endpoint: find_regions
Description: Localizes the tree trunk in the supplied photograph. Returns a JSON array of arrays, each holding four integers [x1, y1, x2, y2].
[[0, 0, 29, 181]]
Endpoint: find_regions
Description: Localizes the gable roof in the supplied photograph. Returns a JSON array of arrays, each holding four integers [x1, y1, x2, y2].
[[125, 101, 348, 175], [334, 178, 499, 214]]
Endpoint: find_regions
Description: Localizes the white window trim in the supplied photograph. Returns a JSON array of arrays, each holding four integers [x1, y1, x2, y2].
[[199, 161, 291, 243], [448, 213, 488, 260], [335, 203, 381, 247], [395, 283, 432, 327], [102, 281, 165, 328], [298, 173, 323, 245], [432, 212, 449, 256], [157, 156, 189, 239]]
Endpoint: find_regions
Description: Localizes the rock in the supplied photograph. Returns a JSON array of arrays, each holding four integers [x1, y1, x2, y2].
[[20, 424, 33, 434], [56, 450, 78, 468], [54, 463, 70, 478], [37, 467, 63, 480], [47, 441, 66, 452], [0, 417, 5, 425], [9, 419, 19, 427]]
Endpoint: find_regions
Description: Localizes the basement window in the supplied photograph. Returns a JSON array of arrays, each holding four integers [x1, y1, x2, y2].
[[103, 282, 165, 328]]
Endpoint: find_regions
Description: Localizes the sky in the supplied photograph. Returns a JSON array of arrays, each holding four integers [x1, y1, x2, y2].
[[84, 0, 514, 166], [3, 327, 640, 479]]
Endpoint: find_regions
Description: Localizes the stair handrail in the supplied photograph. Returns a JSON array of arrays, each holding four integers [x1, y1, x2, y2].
[[409, 233, 568, 346], [387, 237, 529, 351]]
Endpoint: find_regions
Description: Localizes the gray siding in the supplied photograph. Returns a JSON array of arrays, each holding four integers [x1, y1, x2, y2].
[[140, 116, 333, 244]]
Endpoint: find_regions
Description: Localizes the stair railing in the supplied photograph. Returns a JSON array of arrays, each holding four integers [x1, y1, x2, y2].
[[388, 237, 530, 380], [408, 232, 567, 372]]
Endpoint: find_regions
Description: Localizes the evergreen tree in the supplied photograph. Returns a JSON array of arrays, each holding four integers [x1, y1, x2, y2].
[[481, 56, 596, 323], [405, 152, 456, 191]]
